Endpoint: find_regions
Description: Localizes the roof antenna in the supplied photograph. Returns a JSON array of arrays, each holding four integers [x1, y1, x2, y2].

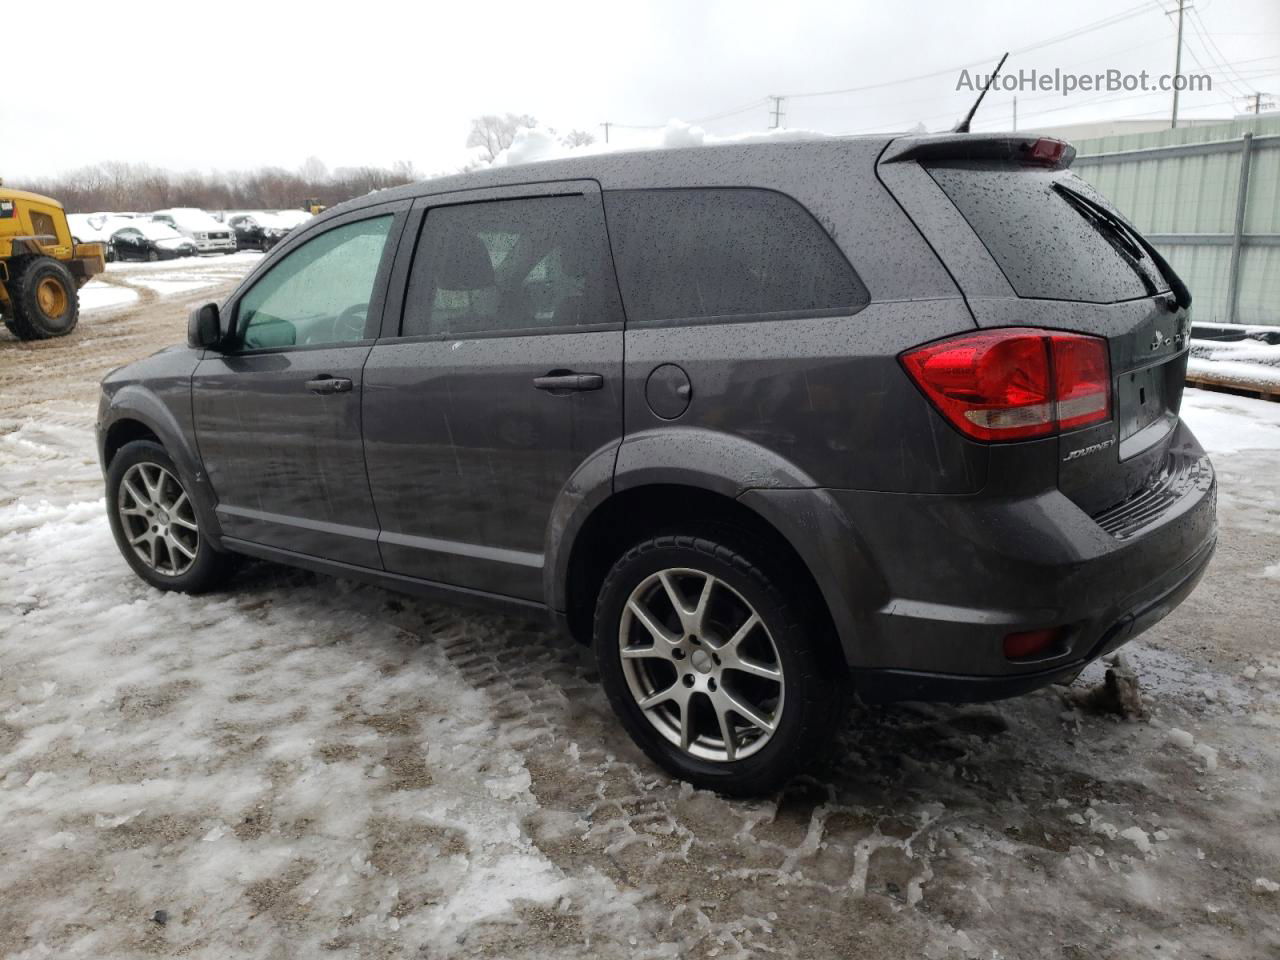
[[954, 52, 1009, 133]]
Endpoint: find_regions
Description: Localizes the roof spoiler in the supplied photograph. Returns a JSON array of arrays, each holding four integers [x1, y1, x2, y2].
[[879, 134, 1076, 169]]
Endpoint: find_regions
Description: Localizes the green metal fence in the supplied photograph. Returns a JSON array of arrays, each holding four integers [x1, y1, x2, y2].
[[1071, 115, 1280, 326]]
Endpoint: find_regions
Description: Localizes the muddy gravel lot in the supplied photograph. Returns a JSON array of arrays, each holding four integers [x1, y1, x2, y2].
[[1, 261, 1278, 959]]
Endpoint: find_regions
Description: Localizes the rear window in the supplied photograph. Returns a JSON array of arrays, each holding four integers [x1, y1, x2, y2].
[[604, 188, 869, 324], [926, 165, 1168, 303]]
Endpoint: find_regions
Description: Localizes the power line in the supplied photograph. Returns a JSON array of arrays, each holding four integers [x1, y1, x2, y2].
[[778, 0, 1159, 101], [837, 56, 1279, 137], [603, 0, 1162, 132], [692, 98, 769, 125], [600, 1, 1272, 139], [1188, 7, 1255, 96]]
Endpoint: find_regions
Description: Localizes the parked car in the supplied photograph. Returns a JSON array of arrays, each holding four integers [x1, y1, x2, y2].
[[150, 208, 236, 254], [96, 136, 1216, 794], [69, 214, 118, 261], [269, 209, 313, 231], [225, 212, 293, 251], [109, 221, 198, 261]]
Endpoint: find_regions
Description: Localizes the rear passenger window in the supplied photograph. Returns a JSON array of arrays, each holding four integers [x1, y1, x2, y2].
[[402, 195, 624, 338], [604, 188, 868, 324]]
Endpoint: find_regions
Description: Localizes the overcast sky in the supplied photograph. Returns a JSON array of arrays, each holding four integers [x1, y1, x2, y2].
[[4, 0, 1277, 179]]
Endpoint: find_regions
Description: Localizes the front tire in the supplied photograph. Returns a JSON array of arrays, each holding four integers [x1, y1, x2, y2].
[[594, 534, 845, 795], [5, 256, 79, 339], [106, 440, 236, 593]]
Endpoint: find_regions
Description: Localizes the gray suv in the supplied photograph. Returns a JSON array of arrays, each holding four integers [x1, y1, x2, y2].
[[97, 135, 1217, 794]]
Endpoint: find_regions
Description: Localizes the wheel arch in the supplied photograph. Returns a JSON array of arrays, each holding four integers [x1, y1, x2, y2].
[[547, 429, 885, 664], [99, 389, 224, 548]]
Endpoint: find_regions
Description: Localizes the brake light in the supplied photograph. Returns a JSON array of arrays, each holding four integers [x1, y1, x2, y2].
[[901, 328, 1111, 442], [1051, 333, 1110, 430], [1025, 137, 1067, 166]]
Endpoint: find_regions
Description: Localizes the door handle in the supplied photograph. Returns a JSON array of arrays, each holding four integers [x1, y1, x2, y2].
[[533, 373, 604, 393], [306, 376, 353, 394]]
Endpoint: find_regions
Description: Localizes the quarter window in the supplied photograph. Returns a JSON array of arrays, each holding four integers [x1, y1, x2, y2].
[[237, 215, 393, 350], [402, 194, 623, 338], [604, 188, 869, 324]]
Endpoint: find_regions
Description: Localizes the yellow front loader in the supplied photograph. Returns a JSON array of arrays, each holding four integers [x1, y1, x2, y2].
[[0, 183, 105, 340]]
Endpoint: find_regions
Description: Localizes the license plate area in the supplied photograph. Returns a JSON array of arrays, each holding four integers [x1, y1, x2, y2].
[[1116, 354, 1185, 458]]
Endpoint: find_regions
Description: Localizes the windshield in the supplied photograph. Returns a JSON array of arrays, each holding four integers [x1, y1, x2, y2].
[[157, 209, 223, 231]]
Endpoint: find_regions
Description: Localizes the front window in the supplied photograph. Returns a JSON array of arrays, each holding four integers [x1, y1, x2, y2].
[[237, 215, 393, 350]]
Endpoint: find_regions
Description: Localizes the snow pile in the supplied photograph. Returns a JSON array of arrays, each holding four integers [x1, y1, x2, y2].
[[489, 119, 830, 168], [1188, 336, 1280, 394], [78, 283, 139, 315]]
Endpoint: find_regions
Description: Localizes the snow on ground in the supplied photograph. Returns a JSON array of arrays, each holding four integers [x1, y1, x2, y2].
[[1, 277, 1279, 956], [74, 253, 263, 321], [78, 283, 138, 315], [1182, 388, 1280, 455], [105, 252, 262, 299]]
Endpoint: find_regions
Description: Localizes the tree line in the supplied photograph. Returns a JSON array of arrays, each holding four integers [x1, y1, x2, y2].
[[14, 114, 589, 214], [11, 159, 419, 214]]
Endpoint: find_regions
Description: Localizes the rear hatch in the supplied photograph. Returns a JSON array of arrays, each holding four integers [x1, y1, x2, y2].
[[894, 137, 1194, 517]]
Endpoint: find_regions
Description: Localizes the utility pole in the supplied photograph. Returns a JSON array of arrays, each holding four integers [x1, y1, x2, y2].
[[1013, 96, 1018, 131], [768, 96, 785, 129], [599, 121, 611, 144], [1171, 0, 1187, 128]]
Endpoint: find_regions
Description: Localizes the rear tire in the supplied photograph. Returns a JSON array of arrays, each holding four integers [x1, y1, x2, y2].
[[106, 440, 237, 593], [5, 256, 79, 340], [147, 249, 160, 262], [594, 533, 846, 796]]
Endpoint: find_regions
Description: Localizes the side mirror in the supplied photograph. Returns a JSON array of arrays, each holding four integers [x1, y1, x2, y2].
[[187, 302, 222, 349]]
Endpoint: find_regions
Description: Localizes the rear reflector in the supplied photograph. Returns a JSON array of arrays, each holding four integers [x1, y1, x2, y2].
[[900, 328, 1111, 442], [1003, 628, 1062, 660]]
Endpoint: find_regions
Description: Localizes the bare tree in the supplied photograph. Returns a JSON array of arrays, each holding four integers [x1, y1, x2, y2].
[[561, 129, 596, 148], [299, 155, 329, 182], [10, 160, 420, 214], [465, 113, 537, 161]]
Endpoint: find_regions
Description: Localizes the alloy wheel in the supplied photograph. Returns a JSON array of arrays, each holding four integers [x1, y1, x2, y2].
[[619, 567, 785, 762], [117, 462, 200, 576]]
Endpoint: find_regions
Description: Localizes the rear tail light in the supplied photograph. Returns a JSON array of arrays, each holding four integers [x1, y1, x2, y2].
[[901, 328, 1111, 442]]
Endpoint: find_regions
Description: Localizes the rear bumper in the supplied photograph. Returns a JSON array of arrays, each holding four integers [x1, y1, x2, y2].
[[745, 420, 1217, 702], [851, 531, 1215, 702]]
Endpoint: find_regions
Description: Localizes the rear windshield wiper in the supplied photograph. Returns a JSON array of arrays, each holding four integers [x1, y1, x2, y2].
[[1054, 183, 1192, 310], [1054, 183, 1147, 262]]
